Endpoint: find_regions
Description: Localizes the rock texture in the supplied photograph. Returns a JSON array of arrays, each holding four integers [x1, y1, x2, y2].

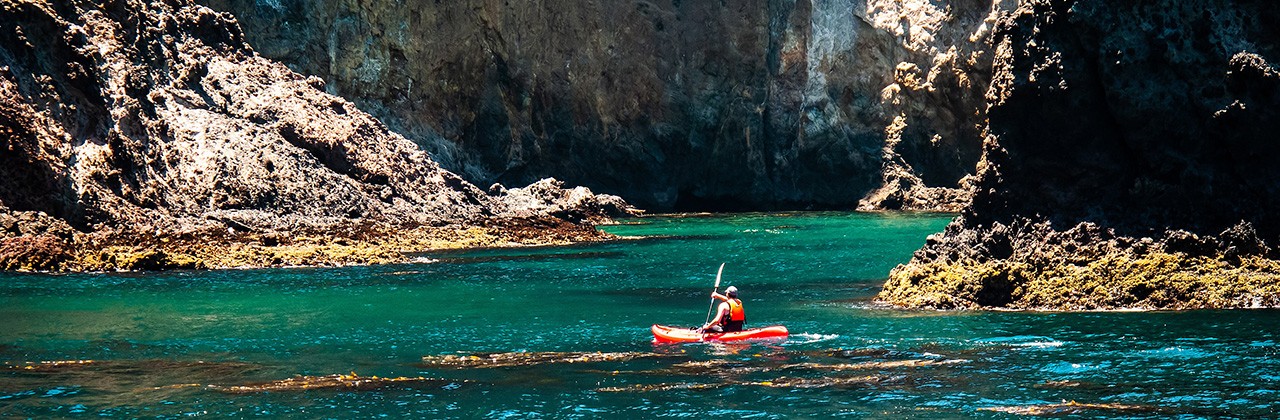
[[197, 0, 994, 211], [881, 0, 1280, 309], [0, 0, 632, 271]]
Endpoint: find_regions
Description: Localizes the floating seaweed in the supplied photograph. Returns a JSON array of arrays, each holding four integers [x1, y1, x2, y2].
[[5, 359, 260, 375], [597, 382, 723, 392], [596, 375, 893, 392], [5, 360, 97, 372], [748, 375, 890, 389], [3, 359, 266, 400], [670, 359, 748, 370], [582, 353, 967, 378], [212, 373, 453, 394], [978, 400, 1157, 416], [779, 359, 966, 371], [1032, 379, 1119, 390], [419, 351, 678, 368]]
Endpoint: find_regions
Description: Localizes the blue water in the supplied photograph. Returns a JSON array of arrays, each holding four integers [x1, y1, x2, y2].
[[1, 212, 1278, 418]]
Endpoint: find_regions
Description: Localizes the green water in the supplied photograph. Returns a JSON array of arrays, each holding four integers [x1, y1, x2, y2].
[[2, 212, 1278, 418]]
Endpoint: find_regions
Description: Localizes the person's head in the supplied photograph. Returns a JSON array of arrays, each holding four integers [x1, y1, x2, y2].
[[725, 286, 738, 298]]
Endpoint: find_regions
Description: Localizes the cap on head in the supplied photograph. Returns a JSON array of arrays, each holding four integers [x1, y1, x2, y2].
[[725, 286, 738, 298]]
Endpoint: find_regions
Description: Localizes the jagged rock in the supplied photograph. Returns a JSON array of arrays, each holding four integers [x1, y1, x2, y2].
[[0, 0, 493, 234], [497, 178, 638, 224], [857, 115, 973, 212], [0, 235, 72, 271], [0, 207, 76, 240]]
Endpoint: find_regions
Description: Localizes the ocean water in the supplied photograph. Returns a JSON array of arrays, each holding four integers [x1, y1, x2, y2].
[[1, 212, 1277, 418]]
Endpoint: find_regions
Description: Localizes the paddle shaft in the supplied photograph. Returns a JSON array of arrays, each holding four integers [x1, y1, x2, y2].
[[703, 263, 726, 326]]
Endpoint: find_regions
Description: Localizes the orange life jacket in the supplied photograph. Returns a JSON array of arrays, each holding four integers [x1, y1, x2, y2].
[[722, 298, 745, 323]]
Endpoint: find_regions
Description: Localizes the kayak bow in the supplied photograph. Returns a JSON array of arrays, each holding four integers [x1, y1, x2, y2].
[[651, 324, 788, 343]]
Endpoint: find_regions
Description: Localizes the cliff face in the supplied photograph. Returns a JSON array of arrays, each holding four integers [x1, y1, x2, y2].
[[881, 0, 1280, 309], [0, 0, 631, 270], [978, 0, 1280, 236], [197, 0, 995, 211], [1, 0, 491, 234]]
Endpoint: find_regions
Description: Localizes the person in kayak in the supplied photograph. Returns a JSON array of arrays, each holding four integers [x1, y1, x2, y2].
[[700, 286, 745, 333]]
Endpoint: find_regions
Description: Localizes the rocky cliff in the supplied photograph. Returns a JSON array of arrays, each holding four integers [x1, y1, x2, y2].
[[881, 0, 1280, 309], [197, 0, 996, 211], [0, 0, 631, 271]]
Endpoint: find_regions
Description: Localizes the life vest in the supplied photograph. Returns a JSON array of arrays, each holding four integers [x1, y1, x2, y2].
[[727, 298, 745, 321], [719, 298, 745, 331]]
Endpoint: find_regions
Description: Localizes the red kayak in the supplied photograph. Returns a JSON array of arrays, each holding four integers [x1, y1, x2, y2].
[[651, 324, 789, 343]]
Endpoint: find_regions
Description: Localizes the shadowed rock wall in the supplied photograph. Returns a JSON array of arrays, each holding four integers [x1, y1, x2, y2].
[[975, 0, 1280, 237], [199, 0, 996, 211], [881, 0, 1280, 310]]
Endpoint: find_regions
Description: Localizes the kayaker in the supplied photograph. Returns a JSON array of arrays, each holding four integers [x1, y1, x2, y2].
[[700, 286, 745, 333]]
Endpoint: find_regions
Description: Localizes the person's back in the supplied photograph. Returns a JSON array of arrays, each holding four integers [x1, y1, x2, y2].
[[721, 295, 745, 332]]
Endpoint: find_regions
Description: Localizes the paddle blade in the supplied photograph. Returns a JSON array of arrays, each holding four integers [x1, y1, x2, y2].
[[714, 263, 725, 289]]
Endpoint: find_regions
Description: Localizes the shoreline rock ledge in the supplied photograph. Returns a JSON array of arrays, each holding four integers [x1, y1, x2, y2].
[[879, 0, 1280, 310], [0, 0, 635, 272]]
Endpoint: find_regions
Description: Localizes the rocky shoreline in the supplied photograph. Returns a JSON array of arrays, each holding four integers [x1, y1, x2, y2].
[[880, 216, 1280, 310], [0, 211, 620, 272]]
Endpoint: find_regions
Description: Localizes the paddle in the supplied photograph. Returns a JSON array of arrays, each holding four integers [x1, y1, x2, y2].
[[702, 263, 726, 329]]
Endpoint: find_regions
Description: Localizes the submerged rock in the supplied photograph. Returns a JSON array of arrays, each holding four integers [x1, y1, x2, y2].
[[213, 373, 446, 394], [419, 351, 675, 369]]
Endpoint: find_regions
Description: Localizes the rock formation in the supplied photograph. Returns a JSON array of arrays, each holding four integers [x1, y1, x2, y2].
[[881, 0, 1280, 309], [0, 0, 632, 271], [196, 0, 994, 211], [7, 0, 1278, 304]]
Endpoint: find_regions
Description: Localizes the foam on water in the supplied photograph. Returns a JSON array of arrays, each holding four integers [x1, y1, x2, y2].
[[1136, 346, 1214, 359], [788, 333, 841, 344], [974, 335, 1065, 348]]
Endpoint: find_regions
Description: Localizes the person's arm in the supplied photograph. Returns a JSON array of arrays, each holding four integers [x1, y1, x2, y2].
[[702, 303, 729, 330], [710, 291, 729, 302]]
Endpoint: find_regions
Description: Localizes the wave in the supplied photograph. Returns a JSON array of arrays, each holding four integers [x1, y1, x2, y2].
[[974, 335, 1064, 348]]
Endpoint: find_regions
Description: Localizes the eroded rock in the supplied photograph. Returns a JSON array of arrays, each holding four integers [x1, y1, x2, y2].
[[0, 0, 632, 271]]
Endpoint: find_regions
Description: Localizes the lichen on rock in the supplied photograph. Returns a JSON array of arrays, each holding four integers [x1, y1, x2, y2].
[[882, 218, 1280, 310]]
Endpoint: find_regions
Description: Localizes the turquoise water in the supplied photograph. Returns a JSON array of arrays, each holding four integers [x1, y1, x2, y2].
[[2, 212, 1278, 418]]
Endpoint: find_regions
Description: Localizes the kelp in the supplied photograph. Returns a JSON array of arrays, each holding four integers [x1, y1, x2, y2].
[[419, 351, 678, 368], [212, 373, 451, 394], [978, 401, 1157, 416], [597, 375, 892, 392], [5, 360, 96, 372]]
